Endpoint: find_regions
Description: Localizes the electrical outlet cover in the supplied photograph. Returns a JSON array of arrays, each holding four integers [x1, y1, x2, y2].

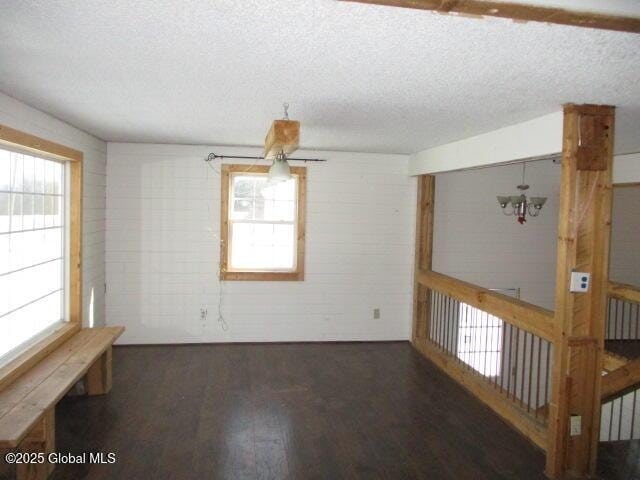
[[570, 415, 582, 436], [570, 272, 590, 293]]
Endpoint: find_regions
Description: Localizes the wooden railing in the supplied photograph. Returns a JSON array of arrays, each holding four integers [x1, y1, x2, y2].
[[414, 269, 554, 450], [606, 281, 640, 340], [600, 281, 640, 441], [417, 270, 555, 341]]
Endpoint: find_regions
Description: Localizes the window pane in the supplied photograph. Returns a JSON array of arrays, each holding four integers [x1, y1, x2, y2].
[[1, 229, 63, 275], [23, 156, 35, 193], [231, 174, 296, 222], [34, 157, 45, 193], [258, 181, 295, 221], [233, 177, 254, 198], [0, 150, 9, 190], [230, 223, 295, 270], [0, 148, 66, 361], [10, 193, 23, 231], [0, 193, 8, 233], [10, 153, 23, 191]]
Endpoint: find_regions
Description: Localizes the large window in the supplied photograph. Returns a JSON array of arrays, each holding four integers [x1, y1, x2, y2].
[[220, 164, 306, 281], [0, 148, 67, 361]]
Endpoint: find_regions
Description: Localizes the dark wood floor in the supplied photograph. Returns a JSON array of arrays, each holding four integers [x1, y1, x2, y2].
[[45, 342, 628, 480]]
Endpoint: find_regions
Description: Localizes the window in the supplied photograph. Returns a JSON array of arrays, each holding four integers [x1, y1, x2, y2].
[[0, 124, 82, 379], [220, 164, 306, 281], [0, 148, 68, 360]]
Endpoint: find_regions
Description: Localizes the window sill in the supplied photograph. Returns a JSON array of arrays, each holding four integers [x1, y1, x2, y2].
[[221, 271, 304, 281], [0, 322, 79, 392]]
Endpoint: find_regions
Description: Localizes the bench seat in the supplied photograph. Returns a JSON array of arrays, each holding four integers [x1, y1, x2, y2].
[[0, 326, 123, 479]]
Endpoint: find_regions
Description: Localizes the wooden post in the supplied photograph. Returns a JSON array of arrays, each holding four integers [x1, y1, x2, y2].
[[412, 175, 435, 344], [546, 104, 615, 478], [10, 407, 56, 480], [86, 347, 113, 395]]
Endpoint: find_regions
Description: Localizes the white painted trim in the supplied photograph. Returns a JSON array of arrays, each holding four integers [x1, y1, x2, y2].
[[408, 112, 563, 176]]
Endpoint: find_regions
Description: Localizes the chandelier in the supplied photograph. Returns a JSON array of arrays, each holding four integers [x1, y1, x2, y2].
[[496, 162, 547, 224]]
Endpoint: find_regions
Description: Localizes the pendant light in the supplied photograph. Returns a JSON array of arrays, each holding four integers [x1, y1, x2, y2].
[[268, 151, 292, 184], [496, 162, 547, 224]]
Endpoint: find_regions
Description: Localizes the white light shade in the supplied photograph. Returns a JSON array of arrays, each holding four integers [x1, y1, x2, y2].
[[268, 154, 292, 184], [509, 195, 523, 206], [530, 196, 547, 209]]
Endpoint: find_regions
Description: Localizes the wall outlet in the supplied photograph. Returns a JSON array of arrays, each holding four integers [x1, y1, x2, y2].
[[570, 415, 582, 436], [373, 308, 380, 319], [569, 272, 590, 293]]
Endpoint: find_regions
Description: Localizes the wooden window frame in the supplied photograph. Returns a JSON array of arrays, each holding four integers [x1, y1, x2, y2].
[[220, 164, 306, 281], [0, 123, 83, 392]]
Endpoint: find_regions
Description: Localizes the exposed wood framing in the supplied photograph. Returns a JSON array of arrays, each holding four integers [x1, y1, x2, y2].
[[0, 123, 83, 393], [413, 340, 548, 449], [412, 175, 435, 343], [341, 0, 640, 34], [608, 281, 640, 304], [546, 104, 615, 479], [601, 357, 640, 402], [417, 269, 555, 342], [264, 120, 300, 159], [604, 350, 630, 372], [220, 164, 306, 281]]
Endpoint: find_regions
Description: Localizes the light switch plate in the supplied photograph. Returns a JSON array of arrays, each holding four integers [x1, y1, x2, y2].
[[570, 272, 590, 293], [570, 415, 582, 436]]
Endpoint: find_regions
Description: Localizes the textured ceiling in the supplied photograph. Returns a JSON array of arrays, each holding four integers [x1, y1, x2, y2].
[[0, 0, 639, 154]]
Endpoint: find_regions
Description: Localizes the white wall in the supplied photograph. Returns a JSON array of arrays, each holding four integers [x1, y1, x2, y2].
[[0, 92, 107, 328], [610, 185, 640, 287], [432, 160, 561, 310], [106, 143, 416, 344]]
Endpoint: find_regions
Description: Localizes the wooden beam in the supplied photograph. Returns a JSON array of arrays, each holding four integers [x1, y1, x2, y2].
[[601, 357, 640, 401], [608, 281, 640, 304], [604, 350, 629, 372], [342, 0, 640, 34], [414, 340, 548, 449], [409, 112, 562, 176], [417, 269, 555, 342], [412, 176, 435, 343], [546, 104, 615, 479], [264, 120, 300, 159]]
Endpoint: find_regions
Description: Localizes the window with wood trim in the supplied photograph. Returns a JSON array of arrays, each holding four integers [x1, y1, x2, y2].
[[0, 148, 67, 361], [220, 164, 306, 281], [0, 124, 82, 377]]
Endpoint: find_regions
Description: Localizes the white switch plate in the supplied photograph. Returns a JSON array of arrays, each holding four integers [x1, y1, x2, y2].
[[570, 272, 590, 293], [570, 415, 582, 436]]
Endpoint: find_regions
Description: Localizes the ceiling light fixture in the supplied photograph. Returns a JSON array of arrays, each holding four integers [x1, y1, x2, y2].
[[267, 103, 294, 184], [268, 151, 292, 184], [497, 162, 547, 224]]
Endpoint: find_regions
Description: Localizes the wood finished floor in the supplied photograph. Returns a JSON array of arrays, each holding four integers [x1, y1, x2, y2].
[[45, 342, 627, 480]]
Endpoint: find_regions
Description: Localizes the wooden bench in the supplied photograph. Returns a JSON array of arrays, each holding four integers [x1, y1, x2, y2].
[[0, 327, 124, 480]]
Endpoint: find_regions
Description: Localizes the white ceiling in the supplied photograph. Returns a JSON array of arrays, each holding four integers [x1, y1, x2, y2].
[[0, 0, 639, 155]]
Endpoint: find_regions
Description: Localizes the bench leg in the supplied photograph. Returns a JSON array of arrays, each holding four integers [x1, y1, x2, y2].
[[0, 407, 56, 480], [86, 346, 112, 395]]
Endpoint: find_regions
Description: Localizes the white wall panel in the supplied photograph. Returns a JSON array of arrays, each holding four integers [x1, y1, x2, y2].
[[106, 144, 415, 344]]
